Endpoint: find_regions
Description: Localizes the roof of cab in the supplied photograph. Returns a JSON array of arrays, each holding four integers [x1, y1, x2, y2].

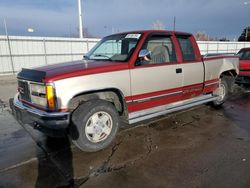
[[106, 30, 192, 37], [240, 47, 250, 51]]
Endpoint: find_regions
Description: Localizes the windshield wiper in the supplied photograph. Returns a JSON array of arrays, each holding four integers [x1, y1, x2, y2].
[[93, 54, 112, 61]]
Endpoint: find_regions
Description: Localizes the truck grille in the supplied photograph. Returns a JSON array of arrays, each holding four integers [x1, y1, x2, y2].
[[18, 80, 31, 102]]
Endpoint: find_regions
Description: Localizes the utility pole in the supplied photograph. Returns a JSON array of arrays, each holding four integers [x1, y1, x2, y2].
[[173, 16, 176, 31], [78, 0, 83, 38], [4, 19, 15, 74]]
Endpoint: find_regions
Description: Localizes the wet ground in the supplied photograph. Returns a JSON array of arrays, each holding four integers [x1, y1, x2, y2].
[[0, 76, 250, 188]]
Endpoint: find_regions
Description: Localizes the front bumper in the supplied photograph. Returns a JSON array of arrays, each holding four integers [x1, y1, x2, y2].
[[10, 94, 70, 131], [235, 75, 250, 85]]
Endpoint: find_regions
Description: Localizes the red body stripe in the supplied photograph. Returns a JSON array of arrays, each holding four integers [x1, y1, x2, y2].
[[183, 83, 204, 89], [182, 83, 204, 100], [125, 96, 133, 102], [131, 87, 182, 101], [203, 84, 219, 93], [204, 56, 238, 62], [44, 63, 129, 82], [128, 94, 181, 113], [203, 79, 219, 93], [125, 81, 219, 113], [125, 81, 217, 102], [204, 78, 219, 84]]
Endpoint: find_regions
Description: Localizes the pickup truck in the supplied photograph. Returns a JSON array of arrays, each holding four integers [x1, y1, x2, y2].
[[235, 48, 250, 85], [11, 30, 239, 152]]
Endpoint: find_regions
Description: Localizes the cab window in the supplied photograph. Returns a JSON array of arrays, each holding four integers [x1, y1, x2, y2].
[[177, 35, 196, 61], [138, 35, 176, 65]]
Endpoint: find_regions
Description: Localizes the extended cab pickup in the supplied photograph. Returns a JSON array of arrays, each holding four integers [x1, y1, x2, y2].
[[11, 30, 239, 152]]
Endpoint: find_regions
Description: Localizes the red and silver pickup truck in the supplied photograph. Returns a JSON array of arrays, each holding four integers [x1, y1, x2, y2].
[[11, 30, 239, 152], [235, 48, 250, 85]]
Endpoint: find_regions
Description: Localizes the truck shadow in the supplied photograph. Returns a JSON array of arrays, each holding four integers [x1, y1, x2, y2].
[[35, 136, 75, 188]]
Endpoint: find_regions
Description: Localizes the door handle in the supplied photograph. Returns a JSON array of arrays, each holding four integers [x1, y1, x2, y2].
[[176, 68, 182, 74]]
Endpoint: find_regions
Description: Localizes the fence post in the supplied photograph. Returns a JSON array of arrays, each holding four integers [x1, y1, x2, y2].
[[43, 38, 48, 65], [86, 39, 89, 52], [6, 36, 15, 74], [217, 42, 219, 53], [4, 19, 15, 74], [71, 38, 73, 61], [206, 41, 209, 54]]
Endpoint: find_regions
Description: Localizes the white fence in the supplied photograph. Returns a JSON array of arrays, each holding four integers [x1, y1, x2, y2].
[[0, 35, 250, 75], [0, 35, 100, 74], [198, 41, 250, 55]]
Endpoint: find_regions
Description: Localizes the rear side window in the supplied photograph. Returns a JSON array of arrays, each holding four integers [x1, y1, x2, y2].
[[177, 36, 196, 61]]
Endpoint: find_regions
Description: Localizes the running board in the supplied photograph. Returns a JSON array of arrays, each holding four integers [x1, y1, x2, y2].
[[128, 94, 218, 124]]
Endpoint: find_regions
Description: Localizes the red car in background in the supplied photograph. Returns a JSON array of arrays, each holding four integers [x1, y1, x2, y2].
[[236, 48, 250, 85]]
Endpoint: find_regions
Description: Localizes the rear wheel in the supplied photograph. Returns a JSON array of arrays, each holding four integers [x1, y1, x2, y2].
[[212, 77, 228, 107], [70, 100, 120, 152]]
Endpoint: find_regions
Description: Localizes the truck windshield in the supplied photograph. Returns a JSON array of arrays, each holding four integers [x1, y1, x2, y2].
[[85, 33, 141, 62]]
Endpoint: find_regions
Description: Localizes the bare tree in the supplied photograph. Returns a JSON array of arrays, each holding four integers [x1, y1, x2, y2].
[[195, 31, 229, 41], [152, 20, 165, 30], [194, 31, 208, 41]]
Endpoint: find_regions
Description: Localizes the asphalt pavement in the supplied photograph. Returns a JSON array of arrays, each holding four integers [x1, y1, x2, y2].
[[0, 75, 250, 188]]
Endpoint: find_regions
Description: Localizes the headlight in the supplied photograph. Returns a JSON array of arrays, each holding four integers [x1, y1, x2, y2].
[[30, 84, 46, 95], [30, 83, 56, 110]]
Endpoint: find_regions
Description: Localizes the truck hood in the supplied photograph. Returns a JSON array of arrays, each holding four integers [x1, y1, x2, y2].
[[17, 60, 129, 82], [239, 60, 250, 70]]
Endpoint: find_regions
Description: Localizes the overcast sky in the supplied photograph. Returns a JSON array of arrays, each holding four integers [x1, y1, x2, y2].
[[0, 0, 249, 39]]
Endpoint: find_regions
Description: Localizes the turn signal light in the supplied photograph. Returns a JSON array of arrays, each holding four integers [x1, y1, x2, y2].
[[46, 85, 56, 110]]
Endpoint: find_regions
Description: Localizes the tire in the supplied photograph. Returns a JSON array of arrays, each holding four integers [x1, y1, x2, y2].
[[212, 77, 229, 107], [70, 99, 120, 152]]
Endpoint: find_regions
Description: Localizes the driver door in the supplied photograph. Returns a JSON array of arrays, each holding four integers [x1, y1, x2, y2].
[[129, 34, 183, 113]]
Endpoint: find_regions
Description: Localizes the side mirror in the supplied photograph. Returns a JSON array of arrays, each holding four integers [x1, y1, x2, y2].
[[138, 49, 152, 61]]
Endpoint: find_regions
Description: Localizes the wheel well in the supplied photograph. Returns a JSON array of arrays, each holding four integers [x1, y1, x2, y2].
[[220, 70, 237, 93], [220, 69, 237, 78], [68, 89, 127, 116]]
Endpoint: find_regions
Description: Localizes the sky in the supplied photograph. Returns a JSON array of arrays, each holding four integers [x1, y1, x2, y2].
[[0, 0, 249, 39]]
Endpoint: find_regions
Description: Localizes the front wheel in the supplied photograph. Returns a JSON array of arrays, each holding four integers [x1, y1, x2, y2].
[[212, 77, 228, 107], [70, 100, 120, 152]]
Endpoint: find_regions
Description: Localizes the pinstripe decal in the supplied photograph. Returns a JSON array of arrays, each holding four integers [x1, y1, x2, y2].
[[124, 78, 219, 113], [132, 91, 182, 103]]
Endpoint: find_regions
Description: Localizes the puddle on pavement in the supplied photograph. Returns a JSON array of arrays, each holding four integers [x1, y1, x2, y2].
[[223, 90, 250, 133]]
